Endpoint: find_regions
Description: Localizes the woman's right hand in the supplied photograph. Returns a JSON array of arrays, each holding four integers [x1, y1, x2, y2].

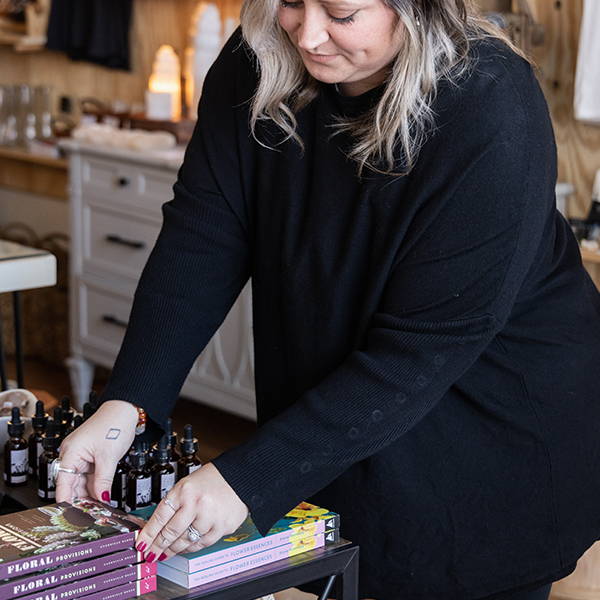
[[55, 400, 139, 504]]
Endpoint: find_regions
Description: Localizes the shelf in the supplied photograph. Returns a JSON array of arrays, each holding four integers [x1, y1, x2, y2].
[[0, 145, 67, 170]]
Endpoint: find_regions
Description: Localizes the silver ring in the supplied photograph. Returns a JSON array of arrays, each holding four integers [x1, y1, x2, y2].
[[187, 525, 203, 543], [51, 459, 93, 482], [163, 497, 177, 511]]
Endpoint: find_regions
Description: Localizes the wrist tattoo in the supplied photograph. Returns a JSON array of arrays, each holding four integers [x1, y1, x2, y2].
[[106, 428, 121, 440]]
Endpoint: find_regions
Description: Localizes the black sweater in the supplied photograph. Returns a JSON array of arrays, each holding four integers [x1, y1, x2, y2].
[[99, 27, 600, 599]]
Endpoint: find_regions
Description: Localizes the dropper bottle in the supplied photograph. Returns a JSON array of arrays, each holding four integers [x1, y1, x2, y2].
[[166, 418, 181, 475], [38, 420, 61, 501], [53, 406, 68, 443], [28, 400, 48, 477], [4, 407, 28, 486], [66, 414, 83, 435], [125, 439, 152, 511], [177, 424, 202, 480], [111, 450, 131, 510], [60, 396, 74, 430], [82, 402, 94, 422], [151, 435, 176, 503]]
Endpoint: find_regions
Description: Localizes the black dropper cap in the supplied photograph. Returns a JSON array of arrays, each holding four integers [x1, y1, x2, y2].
[[166, 418, 177, 449], [181, 424, 198, 455], [60, 396, 74, 426], [72, 415, 83, 429], [31, 400, 48, 430], [82, 402, 93, 421], [88, 390, 99, 411], [154, 434, 170, 463], [8, 407, 24, 438], [130, 438, 148, 469], [53, 407, 67, 438], [42, 420, 61, 450]]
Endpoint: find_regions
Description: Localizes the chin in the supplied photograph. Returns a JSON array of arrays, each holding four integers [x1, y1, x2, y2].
[[303, 64, 346, 84]]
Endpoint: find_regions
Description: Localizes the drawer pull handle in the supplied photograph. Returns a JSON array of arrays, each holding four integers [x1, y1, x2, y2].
[[102, 314, 128, 329], [116, 176, 131, 187], [105, 234, 146, 249]]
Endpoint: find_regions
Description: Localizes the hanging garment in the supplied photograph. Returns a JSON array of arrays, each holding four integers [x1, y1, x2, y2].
[[45, 0, 132, 71], [575, 0, 600, 124]]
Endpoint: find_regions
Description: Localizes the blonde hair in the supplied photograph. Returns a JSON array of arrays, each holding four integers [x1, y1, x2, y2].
[[239, 0, 533, 177]]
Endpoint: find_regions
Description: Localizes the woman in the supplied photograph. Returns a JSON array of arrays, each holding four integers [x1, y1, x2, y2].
[[56, 0, 600, 599]]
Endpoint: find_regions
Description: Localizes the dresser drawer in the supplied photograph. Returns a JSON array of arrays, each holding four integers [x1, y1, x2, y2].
[[82, 201, 160, 282], [81, 155, 176, 216], [77, 278, 133, 355]]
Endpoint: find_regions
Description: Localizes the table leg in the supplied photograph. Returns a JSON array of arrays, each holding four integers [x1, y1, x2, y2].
[[0, 311, 7, 391], [335, 546, 360, 600], [318, 575, 337, 600], [12, 292, 24, 388]]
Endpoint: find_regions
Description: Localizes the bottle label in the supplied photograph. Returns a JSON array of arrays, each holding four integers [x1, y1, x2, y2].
[[169, 460, 178, 473], [160, 472, 175, 498], [189, 463, 202, 475], [136, 476, 152, 505], [8, 449, 28, 483], [121, 472, 127, 499]]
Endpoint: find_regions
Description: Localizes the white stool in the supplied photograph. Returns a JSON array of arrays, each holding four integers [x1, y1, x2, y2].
[[0, 239, 56, 390]]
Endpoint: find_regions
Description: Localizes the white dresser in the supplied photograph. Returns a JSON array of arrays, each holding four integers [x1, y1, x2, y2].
[[60, 140, 256, 420]]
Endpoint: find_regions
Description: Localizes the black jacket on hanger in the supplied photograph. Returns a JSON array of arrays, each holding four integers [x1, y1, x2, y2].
[[45, 0, 132, 71]]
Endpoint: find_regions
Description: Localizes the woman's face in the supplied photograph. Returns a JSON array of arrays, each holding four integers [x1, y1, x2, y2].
[[277, 0, 403, 96]]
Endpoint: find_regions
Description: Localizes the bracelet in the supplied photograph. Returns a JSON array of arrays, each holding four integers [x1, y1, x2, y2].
[[132, 404, 147, 435]]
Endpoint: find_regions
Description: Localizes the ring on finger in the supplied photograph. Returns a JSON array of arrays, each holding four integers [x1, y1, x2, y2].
[[163, 497, 177, 512], [159, 531, 170, 546], [187, 525, 203, 543]]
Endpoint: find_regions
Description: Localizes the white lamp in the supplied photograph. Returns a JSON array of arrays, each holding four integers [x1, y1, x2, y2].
[[146, 45, 181, 121]]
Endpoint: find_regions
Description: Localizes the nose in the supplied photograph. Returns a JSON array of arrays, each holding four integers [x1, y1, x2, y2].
[[295, 6, 330, 52]]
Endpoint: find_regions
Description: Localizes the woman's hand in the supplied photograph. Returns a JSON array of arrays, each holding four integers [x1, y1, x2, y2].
[[55, 400, 138, 504], [134, 462, 249, 562]]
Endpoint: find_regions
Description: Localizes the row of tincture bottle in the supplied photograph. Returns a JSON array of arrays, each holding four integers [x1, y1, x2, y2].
[[4, 392, 100, 497], [112, 421, 203, 512]]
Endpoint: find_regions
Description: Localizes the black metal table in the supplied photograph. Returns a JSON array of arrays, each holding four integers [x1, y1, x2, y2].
[[0, 477, 359, 600]]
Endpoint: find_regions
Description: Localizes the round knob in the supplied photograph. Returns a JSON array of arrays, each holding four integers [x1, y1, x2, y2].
[[116, 176, 130, 187]]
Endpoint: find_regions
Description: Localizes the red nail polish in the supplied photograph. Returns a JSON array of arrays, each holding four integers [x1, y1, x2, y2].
[[137, 542, 147, 553], [146, 552, 156, 563], [158, 553, 167, 561], [101, 491, 110, 502]]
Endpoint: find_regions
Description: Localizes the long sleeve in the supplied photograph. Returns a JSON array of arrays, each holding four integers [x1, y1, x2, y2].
[[211, 65, 558, 537], [97, 29, 252, 428]]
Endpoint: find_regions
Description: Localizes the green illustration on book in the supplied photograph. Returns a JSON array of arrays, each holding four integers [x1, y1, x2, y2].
[[0, 498, 141, 563]]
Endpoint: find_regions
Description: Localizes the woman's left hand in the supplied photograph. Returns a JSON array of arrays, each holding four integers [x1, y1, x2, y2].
[[135, 462, 249, 562]]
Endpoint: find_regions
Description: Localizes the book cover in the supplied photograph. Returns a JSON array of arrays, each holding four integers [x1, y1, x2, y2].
[[0, 497, 144, 581], [74, 575, 156, 600], [0, 547, 144, 600], [157, 530, 333, 588], [160, 501, 340, 573], [15, 562, 156, 600]]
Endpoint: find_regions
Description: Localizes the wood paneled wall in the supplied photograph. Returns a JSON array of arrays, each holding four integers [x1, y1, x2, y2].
[[528, 0, 600, 218], [0, 0, 243, 114], [0, 0, 598, 215]]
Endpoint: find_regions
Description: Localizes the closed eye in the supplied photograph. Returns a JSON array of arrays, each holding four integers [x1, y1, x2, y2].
[[279, 0, 358, 25]]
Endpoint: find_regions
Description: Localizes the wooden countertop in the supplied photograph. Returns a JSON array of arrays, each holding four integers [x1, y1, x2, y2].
[[0, 144, 68, 200], [0, 145, 67, 170]]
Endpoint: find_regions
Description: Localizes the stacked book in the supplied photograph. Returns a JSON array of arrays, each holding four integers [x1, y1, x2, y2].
[[154, 501, 340, 588], [0, 497, 156, 600]]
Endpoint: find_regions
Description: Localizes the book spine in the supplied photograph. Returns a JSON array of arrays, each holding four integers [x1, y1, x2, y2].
[[179, 518, 327, 572], [15, 562, 156, 600], [0, 531, 138, 581], [158, 531, 328, 588], [79, 575, 157, 600], [0, 547, 143, 600]]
